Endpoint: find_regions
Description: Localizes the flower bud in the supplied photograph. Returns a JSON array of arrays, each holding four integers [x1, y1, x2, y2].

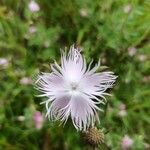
[[84, 127, 105, 146]]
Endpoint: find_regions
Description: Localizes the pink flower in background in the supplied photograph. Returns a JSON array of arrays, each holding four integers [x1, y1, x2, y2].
[[123, 5, 132, 13], [44, 41, 50, 48], [35, 45, 117, 131], [144, 143, 150, 149], [17, 116, 25, 122], [118, 110, 127, 117], [138, 54, 147, 62], [79, 8, 88, 17], [0, 58, 9, 68], [20, 77, 32, 85], [121, 135, 133, 150], [29, 26, 37, 34], [28, 1, 40, 12], [142, 76, 150, 83], [33, 111, 43, 129], [127, 47, 137, 57], [119, 103, 126, 110], [118, 103, 127, 117]]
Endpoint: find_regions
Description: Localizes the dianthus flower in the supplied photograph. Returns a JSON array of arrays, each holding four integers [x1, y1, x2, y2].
[[35, 45, 116, 131]]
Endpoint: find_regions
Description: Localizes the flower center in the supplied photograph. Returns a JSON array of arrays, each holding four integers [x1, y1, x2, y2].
[[70, 82, 78, 91]]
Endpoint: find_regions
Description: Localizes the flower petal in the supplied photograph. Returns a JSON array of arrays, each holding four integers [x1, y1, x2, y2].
[[80, 72, 116, 98], [69, 94, 98, 131], [60, 46, 86, 83], [35, 73, 67, 98], [47, 94, 71, 122]]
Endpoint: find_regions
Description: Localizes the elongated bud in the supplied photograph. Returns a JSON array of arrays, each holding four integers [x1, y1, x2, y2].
[[84, 127, 105, 146]]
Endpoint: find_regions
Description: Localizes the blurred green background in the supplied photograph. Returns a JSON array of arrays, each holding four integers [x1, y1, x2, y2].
[[0, 0, 150, 149]]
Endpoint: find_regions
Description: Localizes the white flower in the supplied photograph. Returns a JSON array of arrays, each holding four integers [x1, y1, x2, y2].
[[28, 1, 40, 12], [35, 45, 117, 131]]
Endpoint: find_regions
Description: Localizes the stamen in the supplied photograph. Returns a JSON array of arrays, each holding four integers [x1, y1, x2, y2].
[[70, 82, 78, 91]]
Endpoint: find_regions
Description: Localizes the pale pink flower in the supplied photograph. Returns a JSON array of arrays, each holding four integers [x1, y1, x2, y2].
[[29, 26, 37, 34], [121, 135, 133, 149], [118, 103, 127, 117], [33, 111, 43, 129], [144, 143, 150, 149], [119, 103, 126, 110], [123, 5, 132, 13], [138, 54, 147, 62], [17, 116, 25, 122], [20, 77, 32, 85], [44, 41, 50, 48], [35, 45, 117, 131], [128, 47, 137, 56], [80, 8, 88, 17], [142, 76, 150, 83], [118, 110, 127, 117], [0, 58, 9, 68], [28, 1, 40, 12]]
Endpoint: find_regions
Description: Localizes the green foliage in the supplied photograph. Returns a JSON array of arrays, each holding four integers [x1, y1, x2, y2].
[[0, 0, 150, 149]]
